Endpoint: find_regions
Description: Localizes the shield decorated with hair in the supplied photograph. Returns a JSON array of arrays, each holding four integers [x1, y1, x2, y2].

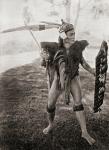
[[94, 41, 108, 113]]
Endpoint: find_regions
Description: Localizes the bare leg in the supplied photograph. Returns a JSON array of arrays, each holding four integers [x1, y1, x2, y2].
[[43, 72, 60, 134], [59, 62, 66, 90], [70, 76, 95, 145], [43, 110, 55, 135]]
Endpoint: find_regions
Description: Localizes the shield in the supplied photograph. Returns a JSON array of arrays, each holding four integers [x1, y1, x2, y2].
[[94, 41, 108, 113]]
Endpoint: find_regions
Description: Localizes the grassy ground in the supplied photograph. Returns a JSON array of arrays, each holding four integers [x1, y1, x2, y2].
[[0, 59, 109, 150]]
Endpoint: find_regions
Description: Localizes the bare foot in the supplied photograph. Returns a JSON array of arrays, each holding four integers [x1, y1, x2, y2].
[[82, 132, 96, 145], [43, 125, 53, 135]]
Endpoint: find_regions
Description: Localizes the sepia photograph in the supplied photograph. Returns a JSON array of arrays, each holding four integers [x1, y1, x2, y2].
[[0, 0, 109, 149]]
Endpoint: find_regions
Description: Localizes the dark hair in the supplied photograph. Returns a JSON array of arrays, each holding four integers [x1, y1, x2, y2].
[[58, 36, 64, 48]]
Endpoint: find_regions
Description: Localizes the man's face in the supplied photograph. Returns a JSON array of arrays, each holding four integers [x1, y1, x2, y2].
[[66, 30, 75, 40], [63, 30, 75, 48], [65, 30, 75, 44]]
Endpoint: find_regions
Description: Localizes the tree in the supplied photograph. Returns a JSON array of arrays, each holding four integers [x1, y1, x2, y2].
[[45, 0, 71, 22], [45, 0, 54, 4], [91, 0, 109, 18], [64, 0, 71, 23], [74, 0, 80, 29]]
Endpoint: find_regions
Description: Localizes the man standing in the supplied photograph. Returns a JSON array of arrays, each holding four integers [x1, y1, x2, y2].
[[42, 20, 95, 145]]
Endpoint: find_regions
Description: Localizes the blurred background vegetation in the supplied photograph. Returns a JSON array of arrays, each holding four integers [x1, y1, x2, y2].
[[0, 0, 109, 55]]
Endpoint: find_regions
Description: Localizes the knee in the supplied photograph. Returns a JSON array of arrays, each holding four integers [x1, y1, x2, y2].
[[47, 97, 56, 113], [73, 95, 82, 107]]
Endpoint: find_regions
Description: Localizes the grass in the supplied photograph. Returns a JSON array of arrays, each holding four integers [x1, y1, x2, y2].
[[0, 59, 109, 150]]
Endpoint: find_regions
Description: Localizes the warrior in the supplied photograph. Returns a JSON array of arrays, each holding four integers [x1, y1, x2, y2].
[[1, 19, 97, 145], [1, 18, 108, 146], [41, 20, 96, 145]]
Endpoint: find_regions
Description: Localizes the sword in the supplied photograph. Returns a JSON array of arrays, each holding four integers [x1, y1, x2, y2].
[[0, 24, 59, 34]]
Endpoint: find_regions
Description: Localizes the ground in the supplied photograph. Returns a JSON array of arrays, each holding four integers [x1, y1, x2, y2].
[[0, 59, 109, 150]]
